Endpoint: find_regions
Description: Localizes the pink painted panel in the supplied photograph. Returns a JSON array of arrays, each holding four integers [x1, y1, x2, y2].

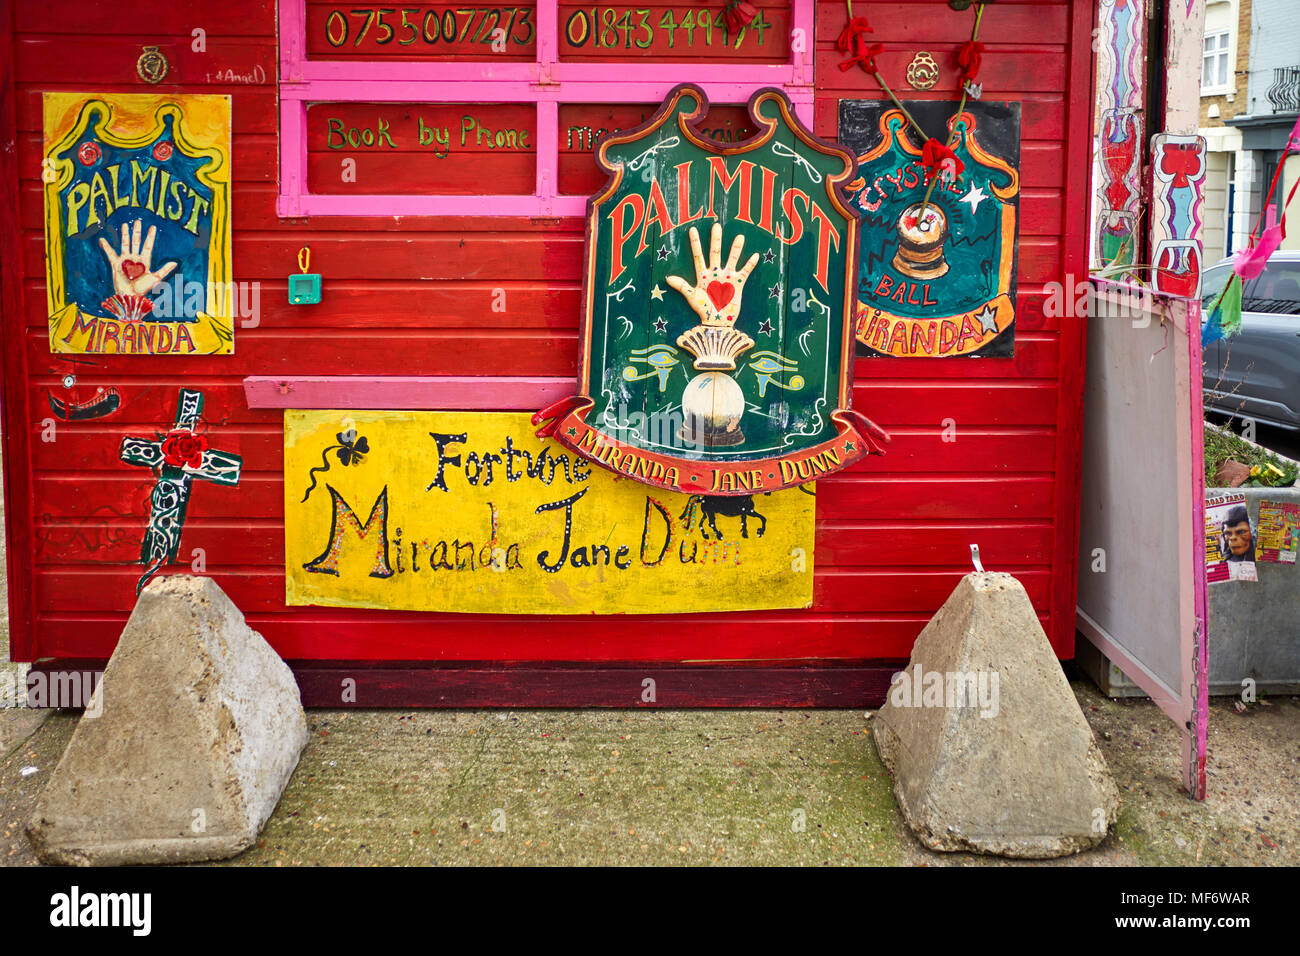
[[244, 376, 573, 410]]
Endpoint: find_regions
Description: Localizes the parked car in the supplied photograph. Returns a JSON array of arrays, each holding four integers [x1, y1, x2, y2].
[[1202, 250, 1300, 430]]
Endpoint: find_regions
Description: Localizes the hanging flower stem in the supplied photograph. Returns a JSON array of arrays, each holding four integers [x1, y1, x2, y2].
[[842, 0, 931, 142], [918, 2, 986, 218], [872, 71, 932, 142]]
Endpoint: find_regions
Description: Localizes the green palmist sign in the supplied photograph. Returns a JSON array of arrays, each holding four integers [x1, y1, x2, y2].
[[537, 85, 886, 496]]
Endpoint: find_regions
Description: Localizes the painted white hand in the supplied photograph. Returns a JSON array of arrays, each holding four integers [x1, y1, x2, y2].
[[98, 220, 178, 297], [666, 222, 761, 327]]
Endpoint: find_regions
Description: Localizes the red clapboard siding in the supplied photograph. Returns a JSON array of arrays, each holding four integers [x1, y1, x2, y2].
[[24, 282, 1060, 332], [815, 1, 1069, 46], [34, 611, 1049, 663], [29, 425, 1057, 476], [34, 566, 1052, 615], [30, 519, 1054, 569], [24, 380, 1060, 429], [2, 0, 1089, 675]]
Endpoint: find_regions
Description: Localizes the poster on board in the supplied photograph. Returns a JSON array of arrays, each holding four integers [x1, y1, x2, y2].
[[42, 92, 234, 355], [284, 411, 816, 614], [1205, 493, 1257, 583], [838, 99, 1020, 358], [1256, 499, 1299, 564]]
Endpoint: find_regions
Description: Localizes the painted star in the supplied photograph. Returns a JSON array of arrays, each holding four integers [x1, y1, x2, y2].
[[959, 184, 987, 214], [657, 246, 670, 261], [974, 304, 999, 334], [758, 319, 774, 335], [653, 317, 668, 334], [762, 250, 776, 264], [845, 441, 856, 453], [650, 284, 665, 301], [769, 283, 782, 299], [566, 426, 578, 437]]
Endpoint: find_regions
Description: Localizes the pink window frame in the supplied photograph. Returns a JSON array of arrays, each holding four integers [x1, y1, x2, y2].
[[276, 0, 815, 217]]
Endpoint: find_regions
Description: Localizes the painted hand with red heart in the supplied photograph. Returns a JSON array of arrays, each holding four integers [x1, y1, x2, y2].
[[98, 220, 178, 297], [666, 222, 761, 328]]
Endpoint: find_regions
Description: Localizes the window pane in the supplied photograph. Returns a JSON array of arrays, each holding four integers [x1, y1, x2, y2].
[[1244, 261, 1300, 315], [559, 2, 792, 63], [1218, 54, 1228, 86], [1202, 265, 1231, 307], [304, 102, 538, 195]]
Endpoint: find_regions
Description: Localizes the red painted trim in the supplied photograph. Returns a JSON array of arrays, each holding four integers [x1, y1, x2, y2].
[[1047, 0, 1097, 657], [28, 659, 905, 708], [0, 0, 36, 661], [243, 375, 573, 410]]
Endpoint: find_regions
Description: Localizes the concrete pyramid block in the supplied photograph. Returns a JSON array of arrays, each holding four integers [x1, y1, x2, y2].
[[28, 575, 309, 865], [872, 572, 1118, 858]]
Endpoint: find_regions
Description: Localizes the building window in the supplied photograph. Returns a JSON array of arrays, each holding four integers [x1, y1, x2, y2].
[[1201, 30, 1231, 94], [276, 0, 815, 217]]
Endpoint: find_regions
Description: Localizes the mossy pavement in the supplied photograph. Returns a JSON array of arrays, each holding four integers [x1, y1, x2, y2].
[[2, 681, 1297, 866]]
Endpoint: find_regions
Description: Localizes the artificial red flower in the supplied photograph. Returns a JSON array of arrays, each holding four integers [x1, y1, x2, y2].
[[957, 40, 984, 83], [836, 16, 872, 52], [722, 0, 758, 33], [837, 17, 881, 73], [921, 139, 964, 184], [161, 429, 207, 469]]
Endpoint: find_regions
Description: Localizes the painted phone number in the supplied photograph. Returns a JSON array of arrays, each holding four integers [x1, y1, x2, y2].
[[564, 7, 774, 49], [320, 5, 775, 51], [322, 7, 536, 48]]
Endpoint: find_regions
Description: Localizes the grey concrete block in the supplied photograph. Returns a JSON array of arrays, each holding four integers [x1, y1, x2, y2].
[[874, 572, 1119, 858], [27, 575, 308, 865]]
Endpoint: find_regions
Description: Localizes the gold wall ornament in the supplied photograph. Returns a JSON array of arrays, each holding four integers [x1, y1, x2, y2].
[[905, 52, 940, 90], [137, 46, 169, 84]]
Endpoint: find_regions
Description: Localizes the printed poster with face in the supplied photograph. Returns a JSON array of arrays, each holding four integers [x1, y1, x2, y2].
[[1206, 493, 1257, 583]]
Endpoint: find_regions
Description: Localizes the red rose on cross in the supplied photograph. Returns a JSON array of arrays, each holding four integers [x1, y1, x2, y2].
[[161, 428, 208, 469]]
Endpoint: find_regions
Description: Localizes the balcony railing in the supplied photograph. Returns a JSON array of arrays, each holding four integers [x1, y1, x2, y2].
[[1266, 66, 1300, 113]]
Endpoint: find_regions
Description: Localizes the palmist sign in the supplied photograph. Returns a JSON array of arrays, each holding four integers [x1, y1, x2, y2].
[[42, 93, 234, 355], [536, 85, 887, 497]]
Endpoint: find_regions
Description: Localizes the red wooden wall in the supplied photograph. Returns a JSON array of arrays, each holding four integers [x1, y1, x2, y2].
[[0, 0, 1093, 673]]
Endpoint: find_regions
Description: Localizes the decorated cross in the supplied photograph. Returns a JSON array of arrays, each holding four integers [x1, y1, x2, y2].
[[119, 388, 242, 593]]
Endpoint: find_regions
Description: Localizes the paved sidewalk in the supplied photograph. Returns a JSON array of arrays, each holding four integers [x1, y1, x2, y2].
[[3, 684, 1296, 866]]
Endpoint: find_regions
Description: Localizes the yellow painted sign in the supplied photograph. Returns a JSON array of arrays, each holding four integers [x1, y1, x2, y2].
[[284, 411, 815, 614], [43, 92, 234, 355]]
